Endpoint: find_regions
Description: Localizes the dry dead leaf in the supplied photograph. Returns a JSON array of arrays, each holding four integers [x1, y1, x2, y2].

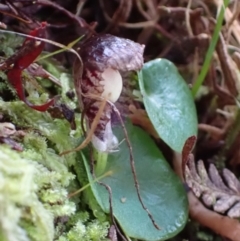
[[0, 122, 16, 137], [186, 158, 240, 218]]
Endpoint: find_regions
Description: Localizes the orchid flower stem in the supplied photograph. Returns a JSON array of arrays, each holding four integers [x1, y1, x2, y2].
[[94, 149, 108, 176]]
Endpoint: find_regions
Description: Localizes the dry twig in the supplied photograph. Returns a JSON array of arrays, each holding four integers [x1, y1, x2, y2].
[[216, 32, 238, 97], [186, 157, 240, 218], [173, 152, 240, 241]]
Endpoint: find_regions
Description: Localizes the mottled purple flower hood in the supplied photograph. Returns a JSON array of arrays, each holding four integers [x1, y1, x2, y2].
[[79, 34, 145, 72]]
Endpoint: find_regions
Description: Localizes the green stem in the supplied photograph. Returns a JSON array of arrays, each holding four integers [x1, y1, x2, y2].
[[37, 36, 84, 61], [94, 150, 108, 176], [191, 0, 230, 97]]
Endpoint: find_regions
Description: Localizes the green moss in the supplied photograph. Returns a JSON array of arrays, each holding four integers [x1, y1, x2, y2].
[[0, 147, 54, 241], [57, 219, 110, 241], [0, 101, 110, 240], [0, 32, 110, 241], [0, 33, 23, 57]]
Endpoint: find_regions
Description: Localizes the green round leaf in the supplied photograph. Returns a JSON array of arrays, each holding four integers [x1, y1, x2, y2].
[[138, 58, 198, 152], [83, 122, 188, 241]]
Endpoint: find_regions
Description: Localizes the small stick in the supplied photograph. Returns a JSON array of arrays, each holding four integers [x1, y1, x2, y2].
[[0, 29, 82, 63], [185, 0, 194, 37], [36, 0, 95, 32], [110, 102, 161, 230], [98, 182, 128, 241], [75, 0, 87, 16], [216, 32, 238, 97]]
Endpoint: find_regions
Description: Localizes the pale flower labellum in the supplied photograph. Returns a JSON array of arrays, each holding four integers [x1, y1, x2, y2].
[[100, 68, 123, 103]]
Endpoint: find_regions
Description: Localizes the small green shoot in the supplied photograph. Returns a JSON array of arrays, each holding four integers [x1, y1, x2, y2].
[[191, 0, 230, 97], [68, 168, 113, 198], [37, 35, 84, 61]]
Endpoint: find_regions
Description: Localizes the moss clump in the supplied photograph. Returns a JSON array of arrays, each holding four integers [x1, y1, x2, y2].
[[0, 99, 110, 241], [0, 32, 110, 241], [0, 146, 54, 241]]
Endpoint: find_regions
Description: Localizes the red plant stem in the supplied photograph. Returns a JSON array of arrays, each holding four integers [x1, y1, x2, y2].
[[16, 22, 46, 69]]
